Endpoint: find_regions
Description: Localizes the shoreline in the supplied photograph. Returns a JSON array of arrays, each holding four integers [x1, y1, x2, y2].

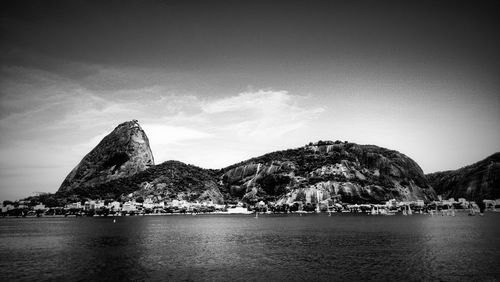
[[1, 209, 496, 219]]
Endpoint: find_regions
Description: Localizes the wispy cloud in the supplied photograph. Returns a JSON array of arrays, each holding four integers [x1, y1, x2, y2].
[[202, 90, 293, 113], [200, 89, 324, 139], [0, 65, 325, 199]]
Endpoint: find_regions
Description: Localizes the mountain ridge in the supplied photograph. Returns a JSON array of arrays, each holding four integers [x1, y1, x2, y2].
[[56, 121, 439, 204], [426, 152, 500, 201]]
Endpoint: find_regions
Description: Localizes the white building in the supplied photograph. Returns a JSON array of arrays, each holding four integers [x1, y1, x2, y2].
[[94, 201, 105, 209], [142, 198, 155, 209], [171, 199, 188, 208], [84, 201, 96, 210], [122, 201, 137, 212], [66, 202, 82, 209], [385, 199, 397, 207], [2, 204, 15, 213], [108, 201, 121, 210], [33, 203, 46, 210]]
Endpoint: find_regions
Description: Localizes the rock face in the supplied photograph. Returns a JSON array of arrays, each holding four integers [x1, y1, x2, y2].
[[220, 141, 436, 204], [57, 120, 154, 194], [426, 153, 500, 201]]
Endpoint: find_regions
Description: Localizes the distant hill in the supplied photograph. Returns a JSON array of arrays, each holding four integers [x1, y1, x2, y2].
[[56, 121, 437, 204], [426, 153, 500, 201]]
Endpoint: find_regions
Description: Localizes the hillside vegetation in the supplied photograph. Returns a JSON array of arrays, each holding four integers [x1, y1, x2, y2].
[[427, 153, 500, 200]]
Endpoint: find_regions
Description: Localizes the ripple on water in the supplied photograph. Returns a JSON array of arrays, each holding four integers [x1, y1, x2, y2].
[[1, 213, 499, 281]]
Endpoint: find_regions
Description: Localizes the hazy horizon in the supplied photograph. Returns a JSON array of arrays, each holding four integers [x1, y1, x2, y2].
[[1, 0, 499, 200]]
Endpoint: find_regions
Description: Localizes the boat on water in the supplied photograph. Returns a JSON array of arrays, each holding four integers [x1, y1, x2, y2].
[[468, 202, 481, 216], [327, 205, 334, 216], [468, 207, 477, 216], [401, 205, 412, 216], [370, 205, 395, 215], [380, 209, 395, 216]]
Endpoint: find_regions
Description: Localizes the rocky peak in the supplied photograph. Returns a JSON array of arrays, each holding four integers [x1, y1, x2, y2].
[[57, 120, 154, 194], [220, 140, 436, 204]]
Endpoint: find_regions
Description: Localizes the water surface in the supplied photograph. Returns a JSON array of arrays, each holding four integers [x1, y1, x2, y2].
[[1, 213, 499, 281]]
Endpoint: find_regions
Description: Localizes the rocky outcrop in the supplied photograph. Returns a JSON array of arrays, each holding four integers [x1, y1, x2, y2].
[[57, 120, 154, 194], [426, 153, 500, 200], [220, 141, 436, 204]]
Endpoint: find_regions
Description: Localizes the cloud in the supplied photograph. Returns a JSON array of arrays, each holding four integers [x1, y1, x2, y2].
[[143, 124, 211, 144], [202, 89, 292, 113], [200, 89, 324, 139], [0, 65, 325, 199]]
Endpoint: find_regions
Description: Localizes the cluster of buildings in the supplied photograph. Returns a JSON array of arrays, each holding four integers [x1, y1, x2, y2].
[[61, 198, 229, 215], [2, 196, 499, 217], [432, 196, 500, 211], [1, 198, 228, 216]]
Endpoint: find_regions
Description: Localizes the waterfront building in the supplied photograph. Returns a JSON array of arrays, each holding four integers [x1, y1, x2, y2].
[[122, 201, 137, 212], [2, 204, 15, 213], [83, 200, 98, 211], [385, 199, 397, 207], [33, 203, 46, 210], [94, 201, 105, 210], [155, 201, 166, 208], [142, 198, 155, 209], [65, 202, 81, 209], [108, 201, 121, 211]]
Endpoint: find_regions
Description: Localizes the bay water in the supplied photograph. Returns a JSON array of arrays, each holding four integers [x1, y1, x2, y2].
[[1, 213, 499, 281]]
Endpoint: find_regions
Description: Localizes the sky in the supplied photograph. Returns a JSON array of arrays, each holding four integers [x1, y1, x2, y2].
[[1, 0, 499, 200]]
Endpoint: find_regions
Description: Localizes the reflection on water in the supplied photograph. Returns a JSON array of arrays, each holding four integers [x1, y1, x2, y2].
[[1, 213, 499, 281]]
